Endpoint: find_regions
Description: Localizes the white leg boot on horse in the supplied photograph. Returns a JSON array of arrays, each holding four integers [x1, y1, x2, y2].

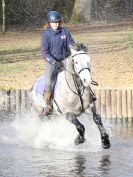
[[43, 91, 53, 116]]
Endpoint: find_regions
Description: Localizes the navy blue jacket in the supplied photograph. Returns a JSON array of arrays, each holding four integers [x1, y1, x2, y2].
[[41, 27, 74, 64]]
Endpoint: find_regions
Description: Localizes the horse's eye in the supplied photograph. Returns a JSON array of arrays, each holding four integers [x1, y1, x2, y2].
[[75, 62, 78, 64]]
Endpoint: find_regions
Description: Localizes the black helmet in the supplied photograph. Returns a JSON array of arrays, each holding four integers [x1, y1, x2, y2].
[[47, 11, 61, 23]]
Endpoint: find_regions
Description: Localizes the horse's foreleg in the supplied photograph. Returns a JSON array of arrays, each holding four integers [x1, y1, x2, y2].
[[90, 102, 110, 149], [65, 112, 85, 145]]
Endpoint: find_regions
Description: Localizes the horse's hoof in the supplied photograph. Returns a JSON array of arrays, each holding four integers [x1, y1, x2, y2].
[[74, 135, 85, 145], [101, 134, 110, 149]]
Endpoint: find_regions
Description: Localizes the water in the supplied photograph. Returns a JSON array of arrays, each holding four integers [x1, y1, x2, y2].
[[0, 113, 133, 177]]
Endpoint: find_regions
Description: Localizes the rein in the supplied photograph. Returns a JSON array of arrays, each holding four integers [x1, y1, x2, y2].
[[72, 52, 88, 58], [54, 52, 98, 113], [64, 52, 90, 112]]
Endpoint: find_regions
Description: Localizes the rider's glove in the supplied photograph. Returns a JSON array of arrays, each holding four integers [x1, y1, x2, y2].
[[54, 61, 64, 69]]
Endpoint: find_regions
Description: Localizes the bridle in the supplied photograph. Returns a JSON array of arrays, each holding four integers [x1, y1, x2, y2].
[[70, 52, 98, 100], [65, 52, 90, 93], [72, 52, 91, 75], [64, 52, 91, 112], [78, 67, 90, 75], [54, 52, 97, 114]]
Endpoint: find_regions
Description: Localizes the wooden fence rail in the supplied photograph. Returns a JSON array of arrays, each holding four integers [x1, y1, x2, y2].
[[0, 90, 31, 115], [0, 89, 133, 119]]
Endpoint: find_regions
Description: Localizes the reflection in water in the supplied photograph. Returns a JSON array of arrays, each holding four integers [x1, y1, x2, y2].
[[99, 155, 111, 176], [108, 118, 133, 138], [74, 154, 86, 176], [0, 116, 133, 177], [74, 154, 111, 177]]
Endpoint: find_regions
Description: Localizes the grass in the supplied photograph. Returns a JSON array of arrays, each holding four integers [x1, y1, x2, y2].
[[0, 31, 40, 54], [0, 24, 133, 89], [74, 30, 133, 47]]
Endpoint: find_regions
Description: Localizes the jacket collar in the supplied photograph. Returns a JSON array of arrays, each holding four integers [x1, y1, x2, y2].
[[49, 27, 61, 34]]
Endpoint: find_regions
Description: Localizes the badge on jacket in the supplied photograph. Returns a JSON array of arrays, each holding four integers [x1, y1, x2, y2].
[[60, 35, 66, 40]]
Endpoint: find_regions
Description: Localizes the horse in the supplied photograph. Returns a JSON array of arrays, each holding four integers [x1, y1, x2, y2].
[[31, 44, 110, 149]]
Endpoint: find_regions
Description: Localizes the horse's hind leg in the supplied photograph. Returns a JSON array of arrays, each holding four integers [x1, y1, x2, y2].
[[90, 102, 110, 149], [65, 112, 85, 145]]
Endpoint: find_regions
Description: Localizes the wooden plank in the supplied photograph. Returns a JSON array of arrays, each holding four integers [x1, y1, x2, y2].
[[101, 90, 106, 118], [95, 90, 101, 114], [116, 90, 122, 118], [132, 89, 133, 119], [106, 90, 111, 118], [21, 90, 27, 113], [127, 90, 132, 118], [5, 90, 10, 111], [10, 90, 16, 112], [16, 90, 21, 114], [0, 90, 6, 110], [26, 90, 31, 110], [111, 90, 117, 118], [122, 90, 127, 118]]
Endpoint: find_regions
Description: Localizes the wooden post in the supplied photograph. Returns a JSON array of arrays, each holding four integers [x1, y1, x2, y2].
[[122, 90, 127, 118], [132, 89, 133, 119], [10, 90, 16, 113], [16, 90, 21, 114], [106, 90, 111, 119], [5, 90, 10, 111], [26, 90, 31, 110], [2, 0, 5, 33], [21, 90, 27, 113], [101, 90, 106, 118], [127, 90, 132, 118], [117, 90, 122, 118], [111, 90, 117, 118], [0, 90, 5, 110]]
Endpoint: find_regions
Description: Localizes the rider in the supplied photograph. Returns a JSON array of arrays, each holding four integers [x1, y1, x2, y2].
[[41, 11, 75, 115]]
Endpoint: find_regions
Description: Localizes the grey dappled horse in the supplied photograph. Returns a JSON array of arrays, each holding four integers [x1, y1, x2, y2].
[[31, 44, 110, 149]]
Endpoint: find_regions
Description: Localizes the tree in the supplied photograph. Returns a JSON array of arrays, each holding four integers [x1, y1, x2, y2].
[[2, 0, 5, 33], [71, 0, 92, 23], [71, 0, 133, 22]]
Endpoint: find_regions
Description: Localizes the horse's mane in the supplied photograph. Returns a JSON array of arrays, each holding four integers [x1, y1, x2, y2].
[[72, 43, 88, 52], [66, 43, 88, 58]]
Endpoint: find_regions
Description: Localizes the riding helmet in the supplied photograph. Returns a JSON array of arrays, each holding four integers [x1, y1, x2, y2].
[[47, 11, 61, 23]]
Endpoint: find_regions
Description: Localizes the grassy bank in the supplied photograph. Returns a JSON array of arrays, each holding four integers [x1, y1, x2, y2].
[[0, 24, 133, 89]]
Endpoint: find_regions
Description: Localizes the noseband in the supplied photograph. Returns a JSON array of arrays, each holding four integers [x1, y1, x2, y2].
[[78, 68, 90, 75]]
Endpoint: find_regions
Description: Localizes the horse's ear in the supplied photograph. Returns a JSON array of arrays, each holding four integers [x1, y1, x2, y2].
[[77, 43, 88, 52], [82, 43, 88, 52], [70, 43, 88, 52], [69, 43, 88, 55]]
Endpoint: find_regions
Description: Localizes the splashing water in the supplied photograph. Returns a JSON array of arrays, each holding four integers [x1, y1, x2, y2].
[[0, 112, 110, 152], [1, 113, 133, 177]]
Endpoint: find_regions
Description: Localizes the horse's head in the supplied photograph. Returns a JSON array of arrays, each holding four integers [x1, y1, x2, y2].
[[70, 43, 91, 87]]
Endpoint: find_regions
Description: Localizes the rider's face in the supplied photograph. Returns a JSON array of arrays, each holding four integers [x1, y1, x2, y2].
[[50, 22, 60, 31]]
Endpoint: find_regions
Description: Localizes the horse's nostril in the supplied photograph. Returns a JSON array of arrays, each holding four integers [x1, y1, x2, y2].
[[84, 79, 86, 83]]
